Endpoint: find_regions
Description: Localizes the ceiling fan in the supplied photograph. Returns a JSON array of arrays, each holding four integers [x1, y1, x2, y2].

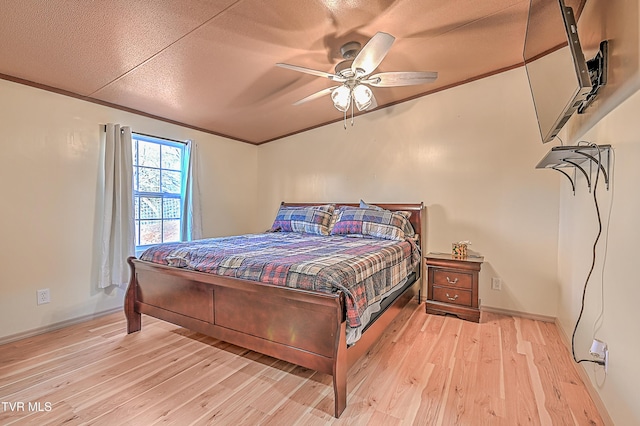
[[277, 32, 438, 126]]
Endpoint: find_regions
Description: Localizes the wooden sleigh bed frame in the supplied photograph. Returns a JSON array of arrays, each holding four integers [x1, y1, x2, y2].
[[124, 202, 424, 417]]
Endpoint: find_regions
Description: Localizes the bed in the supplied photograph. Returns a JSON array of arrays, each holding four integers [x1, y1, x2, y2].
[[124, 202, 424, 417]]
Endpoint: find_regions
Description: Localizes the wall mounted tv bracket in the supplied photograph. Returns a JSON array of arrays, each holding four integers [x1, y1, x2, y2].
[[536, 144, 611, 195], [578, 40, 609, 113]]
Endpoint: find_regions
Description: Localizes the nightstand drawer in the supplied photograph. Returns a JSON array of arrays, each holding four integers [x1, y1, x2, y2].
[[432, 286, 472, 306], [432, 270, 472, 290]]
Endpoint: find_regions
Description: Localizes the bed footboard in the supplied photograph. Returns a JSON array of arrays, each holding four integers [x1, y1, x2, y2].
[[125, 256, 348, 416]]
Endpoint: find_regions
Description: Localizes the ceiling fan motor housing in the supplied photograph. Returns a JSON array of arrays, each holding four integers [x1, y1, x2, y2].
[[340, 41, 361, 59]]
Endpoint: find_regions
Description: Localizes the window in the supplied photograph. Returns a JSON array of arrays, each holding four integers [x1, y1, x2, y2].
[[132, 134, 186, 250]]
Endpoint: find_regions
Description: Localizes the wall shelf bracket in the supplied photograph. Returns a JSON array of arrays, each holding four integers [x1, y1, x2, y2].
[[551, 166, 577, 194], [536, 144, 610, 194]]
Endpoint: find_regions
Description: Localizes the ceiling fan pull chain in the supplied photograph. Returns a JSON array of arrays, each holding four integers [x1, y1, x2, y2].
[[343, 108, 347, 129]]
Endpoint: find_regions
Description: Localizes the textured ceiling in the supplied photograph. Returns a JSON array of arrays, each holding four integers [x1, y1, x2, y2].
[[0, 0, 584, 144]]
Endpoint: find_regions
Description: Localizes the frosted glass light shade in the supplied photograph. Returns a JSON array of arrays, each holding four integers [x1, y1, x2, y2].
[[353, 84, 372, 111], [331, 85, 351, 112]]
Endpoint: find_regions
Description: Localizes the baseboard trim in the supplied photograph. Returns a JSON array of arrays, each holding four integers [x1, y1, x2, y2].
[[554, 318, 614, 426], [480, 305, 556, 323], [418, 299, 557, 323], [0, 307, 122, 346]]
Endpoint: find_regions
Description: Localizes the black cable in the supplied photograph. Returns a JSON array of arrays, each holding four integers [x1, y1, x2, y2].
[[570, 143, 605, 366]]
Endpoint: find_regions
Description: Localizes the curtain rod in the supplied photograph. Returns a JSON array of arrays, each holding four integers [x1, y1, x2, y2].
[[103, 125, 187, 145]]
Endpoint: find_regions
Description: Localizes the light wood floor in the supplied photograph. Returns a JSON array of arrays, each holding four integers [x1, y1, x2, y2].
[[0, 301, 604, 425]]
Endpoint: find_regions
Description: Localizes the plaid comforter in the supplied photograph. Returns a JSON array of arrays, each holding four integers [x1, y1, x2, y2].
[[140, 233, 420, 328]]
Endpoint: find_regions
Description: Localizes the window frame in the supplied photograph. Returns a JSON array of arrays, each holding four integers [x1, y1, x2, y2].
[[132, 133, 186, 253]]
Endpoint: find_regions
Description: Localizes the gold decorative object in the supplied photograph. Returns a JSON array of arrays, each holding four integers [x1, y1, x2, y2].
[[452, 241, 470, 258]]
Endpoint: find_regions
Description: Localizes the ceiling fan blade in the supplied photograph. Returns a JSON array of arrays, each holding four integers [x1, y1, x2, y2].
[[365, 71, 438, 87], [351, 32, 395, 76], [292, 86, 339, 106], [276, 63, 345, 82]]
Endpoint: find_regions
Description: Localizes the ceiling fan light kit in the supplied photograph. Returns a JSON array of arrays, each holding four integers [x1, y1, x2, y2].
[[277, 31, 438, 129]]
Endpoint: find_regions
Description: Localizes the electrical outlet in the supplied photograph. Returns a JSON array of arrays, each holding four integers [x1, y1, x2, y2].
[[590, 339, 608, 373], [491, 277, 502, 291], [37, 288, 50, 305]]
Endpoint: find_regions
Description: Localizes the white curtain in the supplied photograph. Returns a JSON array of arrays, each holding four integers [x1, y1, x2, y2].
[[97, 123, 135, 288], [181, 140, 203, 241]]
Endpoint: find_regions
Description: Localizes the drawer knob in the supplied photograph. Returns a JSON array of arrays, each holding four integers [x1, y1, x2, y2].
[[446, 277, 458, 284], [446, 293, 459, 301]]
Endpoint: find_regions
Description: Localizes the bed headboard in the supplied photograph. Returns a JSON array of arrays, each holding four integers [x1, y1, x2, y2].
[[281, 202, 425, 249]]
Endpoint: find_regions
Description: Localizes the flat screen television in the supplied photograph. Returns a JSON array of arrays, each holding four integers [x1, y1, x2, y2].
[[523, 0, 592, 143]]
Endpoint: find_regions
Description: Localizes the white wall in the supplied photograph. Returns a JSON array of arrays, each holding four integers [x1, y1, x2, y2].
[[257, 67, 561, 317], [0, 79, 258, 340], [557, 90, 640, 425], [555, 0, 640, 424]]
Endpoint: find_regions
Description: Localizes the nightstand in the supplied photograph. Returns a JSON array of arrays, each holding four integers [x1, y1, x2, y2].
[[425, 253, 484, 322]]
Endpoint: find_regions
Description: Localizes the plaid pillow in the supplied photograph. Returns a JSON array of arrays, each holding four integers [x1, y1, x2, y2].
[[358, 201, 415, 238], [327, 207, 341, 234], [330, 207, 414, 241], [270, 204, 335, 236], [360, 199, 383, 210]]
